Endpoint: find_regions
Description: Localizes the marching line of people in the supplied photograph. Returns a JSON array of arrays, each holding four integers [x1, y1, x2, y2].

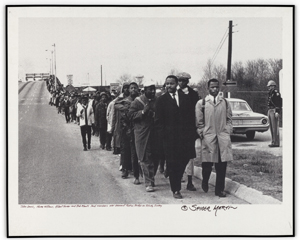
[[46, 73, 282, 199]]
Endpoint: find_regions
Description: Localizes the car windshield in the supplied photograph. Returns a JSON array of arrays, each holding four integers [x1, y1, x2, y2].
[[229, 101, 252, 111]]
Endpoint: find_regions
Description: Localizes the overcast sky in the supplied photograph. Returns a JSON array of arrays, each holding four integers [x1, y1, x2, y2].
[[18, 16, 282, 86]]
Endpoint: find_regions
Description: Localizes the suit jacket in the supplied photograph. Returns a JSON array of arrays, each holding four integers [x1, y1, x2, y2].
[[155, 90, 196, 162]]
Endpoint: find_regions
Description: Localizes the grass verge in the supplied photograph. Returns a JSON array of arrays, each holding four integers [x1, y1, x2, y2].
[[194, 149, 282, 201]]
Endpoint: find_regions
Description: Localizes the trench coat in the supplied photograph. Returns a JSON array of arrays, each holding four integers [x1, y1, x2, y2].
[[155, 91, 196, 162], [195, 96, 233, 163], [128, 95, 158, 161]]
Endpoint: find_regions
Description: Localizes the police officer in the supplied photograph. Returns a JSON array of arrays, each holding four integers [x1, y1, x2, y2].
[[267, 80, 282, 147]]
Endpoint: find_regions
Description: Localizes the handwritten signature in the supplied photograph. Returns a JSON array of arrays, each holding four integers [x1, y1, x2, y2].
[[181, 204, 237, 216]]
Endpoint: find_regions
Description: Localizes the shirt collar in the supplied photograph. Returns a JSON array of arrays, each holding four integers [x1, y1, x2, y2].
[[208, 94, 219, 103], [169, 90, 177, 97]]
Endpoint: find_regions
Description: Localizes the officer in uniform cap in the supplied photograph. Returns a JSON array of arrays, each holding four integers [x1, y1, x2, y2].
[[267, 80, 282, 147], [176, 72, 200, 191]]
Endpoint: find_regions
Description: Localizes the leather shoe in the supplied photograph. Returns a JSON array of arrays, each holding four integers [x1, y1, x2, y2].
[[83, 147, 87, 151], [202, 182, 208, 193], [215, 191, 227, 197], [88, 145, 91, 150], [133, 178, 141, 185], [268, 144, 279, 147], [187, 183, 196, 191], [121, 170, 128, 179], [146, 186, 154, 192], [151, 181, 155, 187], [173, 191, 183, 199]]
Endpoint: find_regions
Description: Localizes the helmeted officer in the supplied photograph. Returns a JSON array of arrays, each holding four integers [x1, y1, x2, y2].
[[267, 80, 282, 147]]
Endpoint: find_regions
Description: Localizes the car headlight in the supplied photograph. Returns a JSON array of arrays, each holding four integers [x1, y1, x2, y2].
[[262, 118, 268, 124]]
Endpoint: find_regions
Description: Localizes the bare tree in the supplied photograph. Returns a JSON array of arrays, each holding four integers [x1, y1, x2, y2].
[[201, 59, 214, 81], [117, 73, 132, 84], [169, 68, 180, 76], [212, 64, 227, 83], [267, 58, 282, 87]]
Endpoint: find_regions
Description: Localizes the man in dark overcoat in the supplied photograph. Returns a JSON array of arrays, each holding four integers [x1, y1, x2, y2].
[[177, 72, 200, 191], [156, 75, 196, 199]]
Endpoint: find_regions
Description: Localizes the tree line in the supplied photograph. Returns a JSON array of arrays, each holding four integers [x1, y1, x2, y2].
[[115, 58, 282, 115], [194, 58, 282, 115]]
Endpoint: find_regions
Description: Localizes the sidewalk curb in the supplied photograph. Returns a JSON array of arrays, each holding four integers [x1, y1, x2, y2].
[[194, 166, 281, 204]]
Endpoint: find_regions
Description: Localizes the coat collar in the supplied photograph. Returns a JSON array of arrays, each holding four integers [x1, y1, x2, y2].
[[205, 95, 224, 106]]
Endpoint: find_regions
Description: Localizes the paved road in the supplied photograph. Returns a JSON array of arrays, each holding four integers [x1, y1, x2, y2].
[[18, 81, 248, 205], [230, 129, 283, 157]]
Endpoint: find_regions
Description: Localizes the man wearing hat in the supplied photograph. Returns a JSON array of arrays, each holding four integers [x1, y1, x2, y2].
[[177, 72, 200, 192], [267, 80, 282, 147], [156, 75, 196, 199], [114, 82, 139, 179], [95, 92, 111, 150], [77, 95, 94, 151], [129, 79, 160, 191]]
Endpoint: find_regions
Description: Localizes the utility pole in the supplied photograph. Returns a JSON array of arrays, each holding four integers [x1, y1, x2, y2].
[[226, 20, 233, 98], [53, 44, 57, 90], [101, 65, 103, 86], [51, 51, 54, 76]]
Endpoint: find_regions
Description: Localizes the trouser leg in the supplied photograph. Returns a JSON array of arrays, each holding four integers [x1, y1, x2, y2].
[[65, 109, 70, 122], [130, 137, 139, 179], [106, 132, 112, 149], [120, 131, 131, 171], [202, 162, 213, 184], [179, 158, 190, 180], [215, 152, 227, 194], [87, 126, 91, 147], [268, 109, 275, 144], [99, 128, 107, 146], [140, 142, 155, 187], [168, 160, 183, 193], [80, 126, 87, 148]]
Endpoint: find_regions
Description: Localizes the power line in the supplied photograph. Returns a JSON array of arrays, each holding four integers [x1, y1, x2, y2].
[[211, 27, 228, 65], [212, 35, 228, 65], [211, 27, 228, 62]]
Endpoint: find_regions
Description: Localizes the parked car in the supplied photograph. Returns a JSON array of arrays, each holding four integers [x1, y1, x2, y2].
[[226, 98, 269, 140]]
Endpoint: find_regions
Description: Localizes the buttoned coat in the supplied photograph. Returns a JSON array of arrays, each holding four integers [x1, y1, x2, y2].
[[195, 96, 233, 163], [155, 91, 196, 162]]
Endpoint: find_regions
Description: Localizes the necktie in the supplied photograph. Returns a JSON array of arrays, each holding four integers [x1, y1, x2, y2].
[[172, 93, 177, 106], [84, 106, 88, 126], [214, 97, 216, 104]]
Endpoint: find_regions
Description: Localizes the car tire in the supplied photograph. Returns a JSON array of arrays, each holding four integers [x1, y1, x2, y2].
[[246, 131, 255, 140]]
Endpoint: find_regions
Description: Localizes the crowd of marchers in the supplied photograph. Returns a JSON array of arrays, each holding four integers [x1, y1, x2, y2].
[[45, 73, 235, 200]]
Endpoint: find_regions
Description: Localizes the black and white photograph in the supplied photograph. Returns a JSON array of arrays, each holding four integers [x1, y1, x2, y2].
[[7, 5, 294, 237]]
